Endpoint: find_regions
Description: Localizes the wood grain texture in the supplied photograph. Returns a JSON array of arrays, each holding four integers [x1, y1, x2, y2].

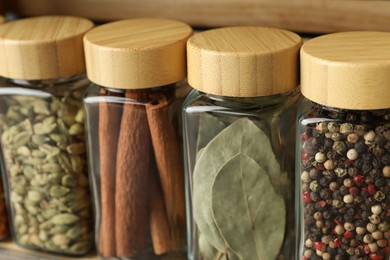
[[0, 16, 93, 80], [8, 0, 390, 34], [301, 31, 390, 110], [84, 18, 192, 89], [0, 241, 97, 260], [187, 27, 302, 97]]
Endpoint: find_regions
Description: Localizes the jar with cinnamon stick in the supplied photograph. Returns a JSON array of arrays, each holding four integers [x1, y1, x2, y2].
[[83, 18, 192, 259], [0, 14, 8, 241], [183, 27, 302, 259], [0, 16, 94, 255]]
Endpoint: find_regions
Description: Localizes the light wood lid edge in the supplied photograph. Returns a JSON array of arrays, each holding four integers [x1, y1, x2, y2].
[[301, 31, 390, 110], [187, 26, 302, 97], [84, 18, 193, 89], [0, 16, 94, 80]]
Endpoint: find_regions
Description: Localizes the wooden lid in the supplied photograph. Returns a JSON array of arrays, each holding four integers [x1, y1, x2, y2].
[[187, 27, 302, 97], [301, 31, 390, 110], [0, 16, 93, 80], [84, 18, 193, 89]]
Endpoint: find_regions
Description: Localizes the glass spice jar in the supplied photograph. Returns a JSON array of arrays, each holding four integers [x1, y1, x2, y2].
[[83, 18, 193, 259], [297, 32, 390, 260], [183, 27, 302, 260], [0, 14, 8, 241], [0, 16, 94, 255]]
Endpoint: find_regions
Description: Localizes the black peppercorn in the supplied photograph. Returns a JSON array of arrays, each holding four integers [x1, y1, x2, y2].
[[319, 177, 331, 187], [344, 214, 354, 222], [309, 169, 322, 180], [333, 190, 342, 200], [322, 211, 331, 220], [380, 153, 390, 165], [303, 138, 319, 155], [384, 141, 390, 151], [340, 185, 349, 196], [354, 141, 368, 154], [310, 192, 321, 202], [320, 189, 332, 200], [374, 135, 386, 146], [348, 167, 358, 177], [375, 178, 385, 188], [354, 220, 364, 227], [361, 211, 369, 221]]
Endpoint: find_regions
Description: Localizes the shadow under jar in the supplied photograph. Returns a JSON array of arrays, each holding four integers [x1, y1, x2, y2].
[[0, 16, 94, 255], [183, 27, 303, 260], [297, 32, 390, 260], [83, 18, 193, 259]]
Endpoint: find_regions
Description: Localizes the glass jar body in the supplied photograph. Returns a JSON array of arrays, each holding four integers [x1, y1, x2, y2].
[[183, 88, 301, 260], [84, 82, 190, 259], [296, 98, 390, 259], [0, 75, 93, 255]]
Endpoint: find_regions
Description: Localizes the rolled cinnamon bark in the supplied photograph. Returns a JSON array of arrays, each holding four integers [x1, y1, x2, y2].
[[115, 90, 151, 257], [98, 88, 123, 257], [146, 92, 186, 250], [150, 172, 172, 255]]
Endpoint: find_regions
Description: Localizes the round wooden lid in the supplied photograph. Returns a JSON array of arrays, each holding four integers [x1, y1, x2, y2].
[[301, 31, 390, 110], [0, 16, 93, 80], [84, 18, 193, 89], [187, 27, 302, 97]]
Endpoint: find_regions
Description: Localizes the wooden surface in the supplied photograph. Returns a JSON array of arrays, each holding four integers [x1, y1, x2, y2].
[[0, 241, 97, 260], [6, 0, 390, 34], [0, 16, 93, 80], [84, 18, 193, 89], [301, 31, 390, 110], [187, 27, 302, 97]]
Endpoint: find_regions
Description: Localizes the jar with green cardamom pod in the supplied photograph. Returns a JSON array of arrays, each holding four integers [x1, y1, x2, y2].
[[183, 27, 302, 259], [0, 16, 94, 255], [0, 14, 9, 241], [297, 32, 390, 260]]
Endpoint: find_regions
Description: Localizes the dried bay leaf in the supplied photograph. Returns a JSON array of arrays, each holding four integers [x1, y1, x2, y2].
[[193, 118, 282, 252], [211, 154, 285, 260], [197, 113, 227, 151]]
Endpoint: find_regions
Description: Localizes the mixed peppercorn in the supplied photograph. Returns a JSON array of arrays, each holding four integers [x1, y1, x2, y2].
[[300, 112, 390, 260]]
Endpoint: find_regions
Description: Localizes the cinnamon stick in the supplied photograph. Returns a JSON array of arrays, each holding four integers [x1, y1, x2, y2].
[[150, 172, 172, 255], [98, 88, 123, 257], [115, 90, 151, 257], [146, 92, 186, 250]]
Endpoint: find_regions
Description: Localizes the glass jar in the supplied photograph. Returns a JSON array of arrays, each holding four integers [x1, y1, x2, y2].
[[0, 14, 8, 241], [297, 32, 390, 260], [183, 27, 302, 260], [83, 18, 193, 259], [0, 16, 94, 255]]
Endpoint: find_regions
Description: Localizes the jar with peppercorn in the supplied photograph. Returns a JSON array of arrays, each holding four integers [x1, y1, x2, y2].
[[297, 32, 390, 260]]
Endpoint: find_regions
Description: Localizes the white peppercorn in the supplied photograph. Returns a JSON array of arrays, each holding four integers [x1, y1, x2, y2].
[[367, 223, 377, 233], [368, 242, 378, 253], [372, 230, 383, 240], [346, 149, 358, 160], [363, 234, 373, 243], [315, 152, 326, 163], [371, 205, 382, 215]]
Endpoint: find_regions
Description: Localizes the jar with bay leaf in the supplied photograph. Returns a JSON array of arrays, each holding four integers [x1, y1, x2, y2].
[[183, 27, 302, 260], [0, 16, 94, 255], [83, 18, 192, 259], [297, 32, 390, 260], [0, 14, 8, 241]]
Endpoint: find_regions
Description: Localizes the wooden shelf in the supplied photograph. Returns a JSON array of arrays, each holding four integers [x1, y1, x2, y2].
[[6, 0, 390, 33], [0, 240, 97, 260]]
